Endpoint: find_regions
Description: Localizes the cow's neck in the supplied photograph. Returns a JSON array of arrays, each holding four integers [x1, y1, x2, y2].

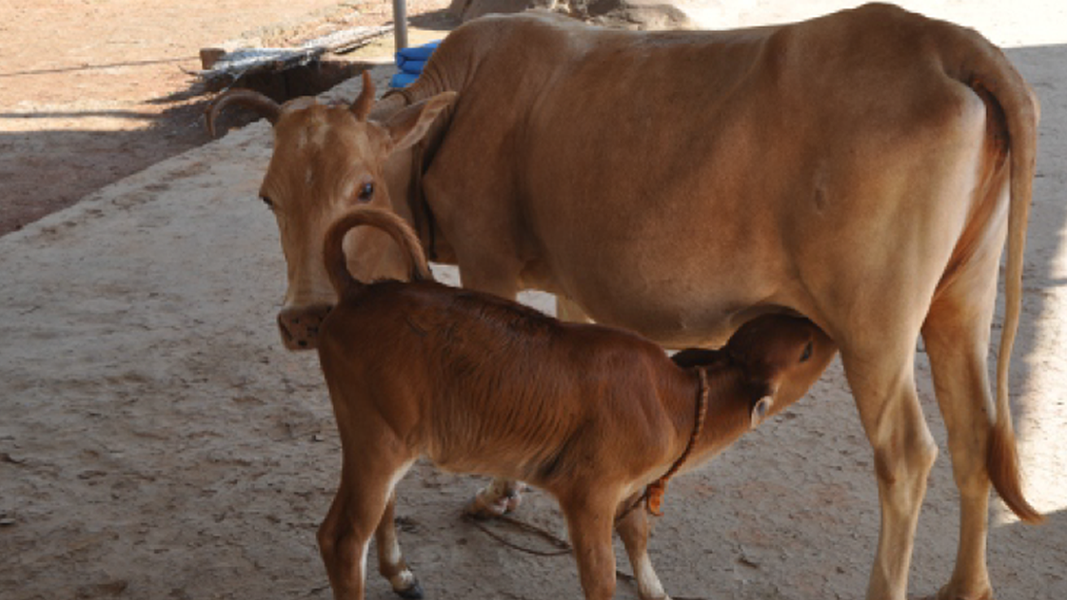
[[377, 93, 456, 264]]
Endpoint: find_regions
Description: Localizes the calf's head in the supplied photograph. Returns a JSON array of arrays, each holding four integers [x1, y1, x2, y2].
[[723, 314, 836, 425], [207, 72, 456, 350], [676, 315, 836, 427]]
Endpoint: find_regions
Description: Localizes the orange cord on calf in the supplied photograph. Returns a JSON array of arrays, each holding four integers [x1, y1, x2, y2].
[[644, 480, 668, 517]]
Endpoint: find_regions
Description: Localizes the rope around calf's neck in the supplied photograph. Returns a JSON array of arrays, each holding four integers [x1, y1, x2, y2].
[[618, 366, 710, 522]]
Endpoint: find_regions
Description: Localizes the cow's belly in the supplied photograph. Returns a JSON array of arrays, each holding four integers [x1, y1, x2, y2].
[[523, 232, 799, 348]]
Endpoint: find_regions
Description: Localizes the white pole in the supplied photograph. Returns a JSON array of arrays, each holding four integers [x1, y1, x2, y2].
[[393, 0, 409, 51]]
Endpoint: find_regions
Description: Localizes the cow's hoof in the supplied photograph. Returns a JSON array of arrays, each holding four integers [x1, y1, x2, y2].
[[464, 491, 510, 520], [465, 482, 527, 519], [504, 490, 523, 513], [394, 580, 424, 600], [932, 584, 993, 600]]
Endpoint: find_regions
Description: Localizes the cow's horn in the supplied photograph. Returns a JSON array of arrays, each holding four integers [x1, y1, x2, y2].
[[206, 90, 282, 138], [350, 71, 375, 122]]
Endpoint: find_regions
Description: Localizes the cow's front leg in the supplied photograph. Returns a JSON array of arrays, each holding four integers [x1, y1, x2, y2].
[[557, 294, 593, 323]]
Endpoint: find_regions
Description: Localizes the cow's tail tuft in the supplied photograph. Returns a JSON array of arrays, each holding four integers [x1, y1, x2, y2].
[[323, 207, 434, 299], [941, 21, 1043, 524]]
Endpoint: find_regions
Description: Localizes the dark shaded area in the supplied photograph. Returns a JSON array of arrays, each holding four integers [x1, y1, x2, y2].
[[203, 60, 368, 134], [0, 59, 368, 236], [409, 8, 460, 30]]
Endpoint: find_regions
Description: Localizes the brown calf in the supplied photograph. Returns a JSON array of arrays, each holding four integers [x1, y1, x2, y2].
[[313, 207, 834, 600]]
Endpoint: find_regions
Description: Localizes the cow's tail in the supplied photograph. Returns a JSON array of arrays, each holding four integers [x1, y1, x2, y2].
[[323, 207, 434, 299], [942, 23, 1043, 524]]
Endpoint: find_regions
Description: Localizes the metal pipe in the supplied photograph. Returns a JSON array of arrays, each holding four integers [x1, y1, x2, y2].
[[392, 0, 409, 51]]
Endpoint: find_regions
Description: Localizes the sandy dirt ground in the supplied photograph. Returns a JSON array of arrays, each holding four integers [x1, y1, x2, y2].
[[2, 2, 1067, 600], [0, 0, 453, 235]]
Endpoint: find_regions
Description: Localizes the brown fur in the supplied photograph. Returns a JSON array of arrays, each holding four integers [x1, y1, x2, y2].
[[313, 207, 834, 600]]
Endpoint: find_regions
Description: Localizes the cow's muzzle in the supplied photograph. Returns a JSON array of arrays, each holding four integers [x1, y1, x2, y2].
[[277, 304, 332, 351]]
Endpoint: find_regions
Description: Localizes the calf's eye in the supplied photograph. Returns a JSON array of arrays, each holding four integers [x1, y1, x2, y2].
[[259, 195, 274, 209], [357, 182, 375, 202], [799, 341, 813, 363]]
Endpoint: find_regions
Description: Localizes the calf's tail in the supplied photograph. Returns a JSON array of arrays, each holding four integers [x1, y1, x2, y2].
[[323, 207, 434, 298], [940, 21, 1043, 523]]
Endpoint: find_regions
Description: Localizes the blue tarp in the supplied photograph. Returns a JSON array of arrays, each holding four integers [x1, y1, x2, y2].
[[390, 40, 441, 88], [389, 72, 420, 88]]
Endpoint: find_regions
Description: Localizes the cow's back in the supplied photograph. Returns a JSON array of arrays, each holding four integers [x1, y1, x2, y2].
[[422, 5, 1003, 346]]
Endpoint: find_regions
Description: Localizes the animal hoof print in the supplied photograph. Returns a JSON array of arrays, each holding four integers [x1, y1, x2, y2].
[[395, 581, 424, 600]]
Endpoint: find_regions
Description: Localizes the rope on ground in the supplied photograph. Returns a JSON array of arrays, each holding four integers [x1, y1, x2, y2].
[[461, 512, 660, 589], [462, 512, 571, 557]]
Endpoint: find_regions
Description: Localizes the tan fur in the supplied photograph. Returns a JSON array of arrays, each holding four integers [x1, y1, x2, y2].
[[208, 4, 1042, 598], [314, 207, 835, 600]]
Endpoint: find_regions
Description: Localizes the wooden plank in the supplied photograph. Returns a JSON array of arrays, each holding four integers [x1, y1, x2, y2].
[[301, 25, 394, 54]]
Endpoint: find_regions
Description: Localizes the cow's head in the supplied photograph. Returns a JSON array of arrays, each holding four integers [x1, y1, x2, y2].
[[208, 72, 456, 350]]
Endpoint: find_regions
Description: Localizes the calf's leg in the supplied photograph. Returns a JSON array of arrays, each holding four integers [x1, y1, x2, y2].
[[376, 491, 423, 599], [560, 489, 620, 600], [616, 494, 670, 600], [318, 451, 414, 600]]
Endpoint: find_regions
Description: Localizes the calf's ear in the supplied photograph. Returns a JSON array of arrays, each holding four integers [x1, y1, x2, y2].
[[750, 396, 772, 428], [380, 91, 458, 154]]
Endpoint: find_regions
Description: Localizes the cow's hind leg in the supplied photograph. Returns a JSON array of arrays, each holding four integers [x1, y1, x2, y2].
[[840, 336, 938, 600], [920, 240, 1010, 600], [376, 491, 423, 599], [318, 453, 413, 600]]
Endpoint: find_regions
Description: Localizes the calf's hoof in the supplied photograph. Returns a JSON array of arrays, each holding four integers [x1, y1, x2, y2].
[[394, 580, 424, 600]]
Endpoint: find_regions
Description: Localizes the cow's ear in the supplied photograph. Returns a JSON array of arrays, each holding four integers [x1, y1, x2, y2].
[[379, 91, 458, 154]]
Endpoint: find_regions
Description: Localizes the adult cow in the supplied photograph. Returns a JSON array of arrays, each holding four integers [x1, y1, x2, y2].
[[208, 4, 1042, 599]]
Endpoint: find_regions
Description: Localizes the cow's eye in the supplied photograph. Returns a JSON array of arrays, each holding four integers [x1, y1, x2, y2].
[[259, 195, 274, 210], [357, 182, 374, 202], [799, 341, 813, 363]]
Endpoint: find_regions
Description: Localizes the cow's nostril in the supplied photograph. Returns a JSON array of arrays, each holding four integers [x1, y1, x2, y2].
[[277, 304, 331, 351]]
